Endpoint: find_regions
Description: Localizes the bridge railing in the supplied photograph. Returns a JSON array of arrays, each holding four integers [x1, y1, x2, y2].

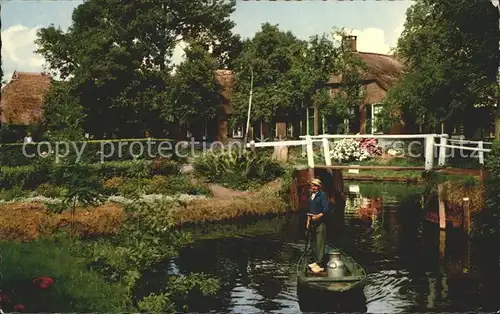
[[247, 133, 450, 171], [247, 133, 495, 170], [434, 136, 492, 166]]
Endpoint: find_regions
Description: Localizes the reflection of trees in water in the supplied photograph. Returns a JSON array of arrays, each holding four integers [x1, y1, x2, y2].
[[187, 214, 301, 242], [173, 216, 304, 312], [159, 182, 500, 313]]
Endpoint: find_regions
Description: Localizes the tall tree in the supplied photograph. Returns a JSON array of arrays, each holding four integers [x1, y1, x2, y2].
[[166, 42, 221, 139], [41, 80, 86, 141], [230, 23, 357, 132], [381, 0, 499, 137], [35, 0, 237, 138], [0, 3, 3, 84], [230, 23, 306, 127]]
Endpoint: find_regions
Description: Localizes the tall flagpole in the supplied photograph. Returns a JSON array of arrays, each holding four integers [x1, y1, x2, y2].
[[244, 67, 254, 146]]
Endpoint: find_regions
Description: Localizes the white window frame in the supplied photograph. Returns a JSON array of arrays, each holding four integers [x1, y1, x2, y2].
[[232, 124, 243, 138], [286, 123, 293, 138], [371, 103, 383, 134], [344, 106, 355, 134]]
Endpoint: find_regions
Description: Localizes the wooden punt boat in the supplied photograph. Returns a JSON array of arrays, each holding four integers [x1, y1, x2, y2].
[[296, 244, 368, 312]]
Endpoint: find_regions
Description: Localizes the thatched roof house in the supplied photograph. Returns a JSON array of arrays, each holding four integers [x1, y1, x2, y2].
[[325, 36, 406, 134], [0, 71, 52, 125]]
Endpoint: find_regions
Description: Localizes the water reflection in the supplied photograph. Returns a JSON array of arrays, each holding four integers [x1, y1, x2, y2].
[[165, 182, 500, 313]]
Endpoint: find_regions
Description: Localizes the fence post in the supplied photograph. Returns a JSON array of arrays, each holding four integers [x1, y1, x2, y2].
[[306, 135, 315, 169], [322, 137, 331, 166], [463, 197, 471, 235], [438, 135, 448, 167], [478, 141, 484, 165], [250, 140, 256, 153], [425, 134, 435, 171], [438, 183, 446, 230]]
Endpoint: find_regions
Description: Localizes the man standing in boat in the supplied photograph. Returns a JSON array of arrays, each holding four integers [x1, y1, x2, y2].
[[306, 178, 330, 273]]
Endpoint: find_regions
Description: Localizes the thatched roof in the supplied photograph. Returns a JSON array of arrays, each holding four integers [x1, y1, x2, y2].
[[0, 71, 52, 125], [327, 52, 405, 90], [214, 69, 234, 115]]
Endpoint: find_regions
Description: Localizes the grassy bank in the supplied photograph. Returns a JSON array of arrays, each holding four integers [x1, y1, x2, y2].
[[0, 200, 221, 313], [0, 179, 289, 242], [0, 239, 130, 312]]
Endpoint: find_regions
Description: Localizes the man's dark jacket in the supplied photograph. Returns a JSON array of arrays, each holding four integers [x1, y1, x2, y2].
[[308, 191, 329, 224]]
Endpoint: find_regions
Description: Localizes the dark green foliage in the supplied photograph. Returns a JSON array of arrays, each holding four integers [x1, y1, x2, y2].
[[0, 159, 182, 191], [165, 43, 222, 139], [87, 200, 219, 312], [0, 200, 219, 313], [193, 150, 285, 190], [35, 183, 67, 198], [41, 80, 86, 141], [0, 239, 131, 312], [478, 141, 500, 237], [380, 0, 499, 135], [35, 0, 238, 139], [0, 164, 48, 190], [231, 23, 308, 125], [0, 185, 29, 201], [230, 25, 364, 133]]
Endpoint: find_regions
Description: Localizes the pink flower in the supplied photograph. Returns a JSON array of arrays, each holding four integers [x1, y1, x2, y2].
[[13, 304, 25, 312], [0, 292, 10, 303], [32, 276, 55, 289]]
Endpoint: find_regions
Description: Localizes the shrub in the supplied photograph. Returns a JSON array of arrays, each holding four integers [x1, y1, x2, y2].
[[0, 165, 43, 189], [0, 185, 28, 201], [161, 175, 212, 196], [193, 150, 285, 190], [103, 177, 126, 195], [150, 158, 181, 176], [476, 140, 500, 238], [87, 200, 219, 312], [35, 183, 67, 198], [145, 175, 169, 194], [93, 160, 151, 179]]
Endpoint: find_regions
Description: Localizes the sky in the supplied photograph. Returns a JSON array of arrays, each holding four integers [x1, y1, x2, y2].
[[1, 0, 416, 84]]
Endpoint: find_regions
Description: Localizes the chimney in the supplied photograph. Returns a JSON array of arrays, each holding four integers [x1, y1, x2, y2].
[[342, 35, 357, 52]]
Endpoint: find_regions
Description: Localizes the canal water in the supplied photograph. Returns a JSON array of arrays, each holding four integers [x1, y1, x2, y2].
[[170, 182, 500, 313]]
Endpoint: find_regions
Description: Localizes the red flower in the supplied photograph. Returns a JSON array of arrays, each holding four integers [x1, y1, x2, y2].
[[13, 304, 25, 312], [0, 292, 10, 303], [32, 276, 54, 289]]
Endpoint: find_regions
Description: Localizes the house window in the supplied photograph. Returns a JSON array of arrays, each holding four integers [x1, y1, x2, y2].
[[307, 107, 315, 135], [371, 103, 383, 134], [277, 122, 293, 138], [232, 124, 243, 138], [344, 107, 356, 134], [358, 87, 364, 98], [286, 123, 293, 138]]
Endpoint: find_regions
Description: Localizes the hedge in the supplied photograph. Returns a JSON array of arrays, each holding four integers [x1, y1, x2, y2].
[[0, 159, 181, 190]]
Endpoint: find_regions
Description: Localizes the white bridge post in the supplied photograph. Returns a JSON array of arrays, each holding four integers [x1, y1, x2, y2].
[[478, 141, 484, 165], [438, 135, 448, 167], [425, 134, 435, 171], [306, 135, 315, 169], [322, 137, 331, 166]]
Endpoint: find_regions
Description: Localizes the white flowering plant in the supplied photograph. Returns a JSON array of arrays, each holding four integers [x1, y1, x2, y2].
[[330, 138, 373, 163]]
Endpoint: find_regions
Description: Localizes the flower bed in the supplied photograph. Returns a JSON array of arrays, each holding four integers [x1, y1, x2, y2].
[[330, 138, 382, 163]]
